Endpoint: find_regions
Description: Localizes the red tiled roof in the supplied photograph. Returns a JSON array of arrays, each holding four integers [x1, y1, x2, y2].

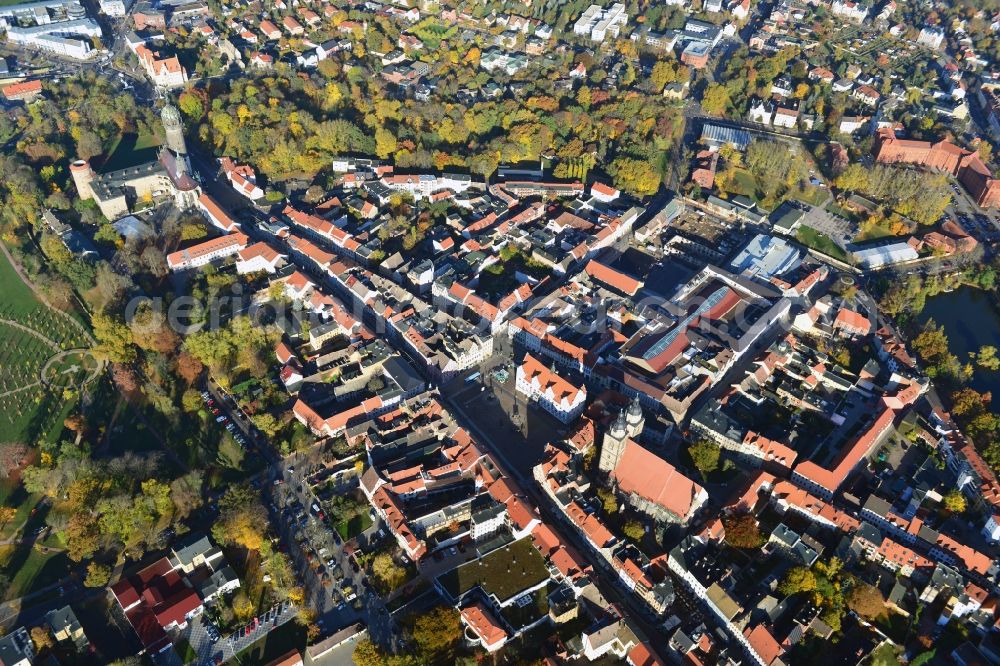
[[877, 537, 932, 571], [770, 480, 859, 531], [518, 353, 585, 406], [585, 259, 643, 296], [167, 232, 248, 268], [742, 432, 798, 469], [744, 625, 783, 666], [238, 241, 282, 263], [112, 557, 202, 650], [792, 407, 895, 495], [461, 603, 507, 648], [287, 234, 335, 267], [199, 193, 239, 231], [263, 650, 303, 666], [613, 440, 705, 521], [628, 642, 667, 666], [591, 181, 618, 197], [531, 522, 562, 555], [2, 79, 42, 99], [566, 501, 615, 548], [834, 307, 871, 335]]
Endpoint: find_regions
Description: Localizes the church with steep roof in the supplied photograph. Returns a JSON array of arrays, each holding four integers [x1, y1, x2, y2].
[[598, 396, 707, 524]]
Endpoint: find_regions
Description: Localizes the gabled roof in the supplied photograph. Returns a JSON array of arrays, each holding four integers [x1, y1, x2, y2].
[[1, 79, 42, 99], [518, 353, 585, 406], [744, 625, 783, 666], [612, 440, 705, 520], [584, 259, 643, 296], [461, 603, 507, 647], [238, 241, 283, 263]]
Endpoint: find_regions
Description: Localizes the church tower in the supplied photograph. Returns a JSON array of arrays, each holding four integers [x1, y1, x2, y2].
[[159, 101, 199, 211], [160, 103, 188, 173], [625, 394, 644, 439], [598, 410, 629, 474]]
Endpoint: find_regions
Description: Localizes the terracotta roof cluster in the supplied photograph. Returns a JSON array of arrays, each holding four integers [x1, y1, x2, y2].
[[371, 484, 425, 559], [742, 432, 798, 470], [922, 220, 978, 256], [875, 326, 917, 369], [769, 480, 860, 532], [111, 558, 202, 652], [237, 241, 282, 264], [833, 307, 871, 337], [744, 625, 784, 666], [935, 532, 994, 576], [566, 500, 616, 548], [135, 44, 185, 77], [724, 470, 776, 514], [198, 193, 240, 231], [292, 396, 383, 436], [287, 234, 335, 269], [219, 158, 262, 197], [876, 536, 932, 572], [284, 205, 335, 239], [448, 281, 499, 323], [591, 181, 619, 198], [1, 79, 42, 100]]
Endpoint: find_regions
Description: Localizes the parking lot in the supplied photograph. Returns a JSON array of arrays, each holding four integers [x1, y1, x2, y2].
[[799, 202, 855, 249], [269, 458, 401, 649], [203, 382, 276, 465], [177, 601, 298, 666]]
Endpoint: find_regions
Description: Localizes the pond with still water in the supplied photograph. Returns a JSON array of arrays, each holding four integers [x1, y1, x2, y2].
[[919, 286, 1000, 400]]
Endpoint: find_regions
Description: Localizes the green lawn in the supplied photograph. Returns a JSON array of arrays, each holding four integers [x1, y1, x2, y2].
[[793, 186, 829, 207], [336, 512, 372, 541], [410, 18, 457, 49], [0, 544, 72, 601], [855, 220, 898, 243], [796, 226, 850, 263], [0, 248, 41, 317], [725, 168, 758, 198], [0, 479, 37, 540], [101, 132, 161, 172], [869, 642, 903, 666]]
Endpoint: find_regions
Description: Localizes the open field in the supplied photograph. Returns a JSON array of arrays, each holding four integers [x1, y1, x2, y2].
[[796, 226, 850, 263]]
